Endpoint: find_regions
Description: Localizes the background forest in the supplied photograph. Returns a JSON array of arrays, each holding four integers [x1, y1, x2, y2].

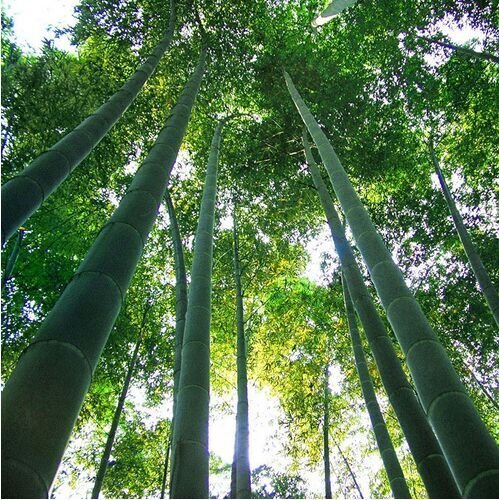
[[1, 0, 498, 498]]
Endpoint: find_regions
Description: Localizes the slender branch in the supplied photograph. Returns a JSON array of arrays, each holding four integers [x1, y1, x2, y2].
[[416, 34, 499, 64]]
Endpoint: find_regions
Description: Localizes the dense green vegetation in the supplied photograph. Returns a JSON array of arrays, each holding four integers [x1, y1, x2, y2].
[[1, 0, 498, 498]]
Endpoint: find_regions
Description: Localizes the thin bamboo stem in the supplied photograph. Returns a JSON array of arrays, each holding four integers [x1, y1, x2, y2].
[[429, 143, 499, 327]]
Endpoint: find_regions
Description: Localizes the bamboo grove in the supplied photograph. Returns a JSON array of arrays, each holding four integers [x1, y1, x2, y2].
[[1, 0, 498, 498]]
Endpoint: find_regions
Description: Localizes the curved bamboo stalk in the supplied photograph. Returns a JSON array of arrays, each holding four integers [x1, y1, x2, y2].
[[303, 130, 458, 497], [429, 143, 499, 327], [170, 119, 225, 498], [1, 46, 206, 499], [1, 0, 177, 245], [286, 70, 499, 497]]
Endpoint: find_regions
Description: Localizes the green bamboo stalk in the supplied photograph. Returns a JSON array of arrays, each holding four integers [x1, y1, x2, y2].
[[232, 207, 251, 499], [91, 305, 151, 499], [230, 433, 238, 498], [163, 188, 188, 497], [1, 0, 177, 246], [2, 227, 25, 290], [160, 428, 172, 499], [165, 189, 188, 413], [342, 277, 411, 499], [170, 119, 225, 498], [1, 46, 206, 499], [429, 143, 499, 327], [286, 70, 499, 497], [303, 130, 458, 497], [323, 366, 333, 500]]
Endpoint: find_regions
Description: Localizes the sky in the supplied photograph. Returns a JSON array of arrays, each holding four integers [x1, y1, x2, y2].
[[3, 0, 79, 53]]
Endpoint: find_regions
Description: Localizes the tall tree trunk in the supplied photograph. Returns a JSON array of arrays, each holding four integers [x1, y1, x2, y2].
[[429, 143, 499, 327], [232, 207, 252, 499], [323, 366, 332, 500], [230, 439, 237, 499], [0, 0, 177, 245], [415, 35, 499, 64], [170, 119, 224, 498], [91, 305, 150, 499], [286, 70, 499, 498], [342, 277, 411, 499], [2, 227, 25, 290], [1, 46, 206, 499], [163, 188, 188, 497], [165, 189, 189, 416], [303, 130, 459, 498]]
